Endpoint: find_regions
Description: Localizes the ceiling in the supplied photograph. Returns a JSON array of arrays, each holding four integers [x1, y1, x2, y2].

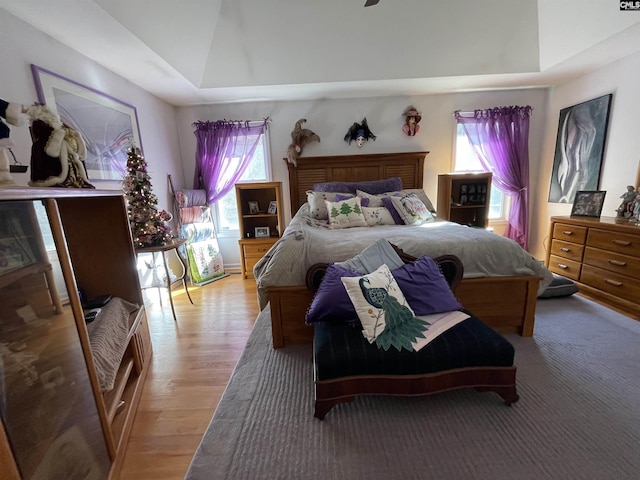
[[2, 0, 640, 106]]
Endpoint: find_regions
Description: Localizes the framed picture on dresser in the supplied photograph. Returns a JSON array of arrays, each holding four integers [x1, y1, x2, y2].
[[570, 190, 606, 217]]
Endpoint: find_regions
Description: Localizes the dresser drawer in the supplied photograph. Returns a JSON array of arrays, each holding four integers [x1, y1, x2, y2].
[[580, 264, 640, 302], [552, 223, 587, 244], [586, 228, 640, 258], [548, 254, 582, 281], [583, 246, 640, 280], [242, 240, 275, 258], [550, 239, 584, 262]]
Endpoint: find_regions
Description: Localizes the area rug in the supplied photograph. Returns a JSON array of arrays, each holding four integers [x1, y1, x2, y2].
[[185, 296, 640, 480]]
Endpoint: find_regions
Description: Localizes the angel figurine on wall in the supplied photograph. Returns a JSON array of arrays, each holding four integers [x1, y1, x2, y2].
[[402, 106, 422, 136], [344, 117, 376, 148], [286, 118, 320, 166]]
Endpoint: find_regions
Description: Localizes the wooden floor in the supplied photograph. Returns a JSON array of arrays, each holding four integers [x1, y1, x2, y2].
[[118, 273, 259, 480]]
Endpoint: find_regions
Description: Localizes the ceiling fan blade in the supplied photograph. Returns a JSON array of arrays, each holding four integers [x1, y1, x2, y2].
[[364, 0, 380, 6]]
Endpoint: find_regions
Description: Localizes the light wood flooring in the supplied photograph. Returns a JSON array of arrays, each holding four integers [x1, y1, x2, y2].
[[118, 273, 259, 479]]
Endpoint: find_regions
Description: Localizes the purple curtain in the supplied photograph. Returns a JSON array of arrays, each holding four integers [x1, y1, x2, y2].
[[193, 119, 269, 205], [454, 106, 532, 251]]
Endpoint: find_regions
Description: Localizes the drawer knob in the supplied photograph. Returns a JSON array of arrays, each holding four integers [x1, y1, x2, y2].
[[605, 279, 623, 287], [612, 239, 631, 247], [560, 247, 570, 252], [557, 263, 568, 270], [257, 248, 266, 252], [562, 230, 573, 235], [608, 259, 627, 267]]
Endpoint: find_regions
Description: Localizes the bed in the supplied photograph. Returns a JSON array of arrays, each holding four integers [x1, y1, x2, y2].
[[255, 151, 553, 348]]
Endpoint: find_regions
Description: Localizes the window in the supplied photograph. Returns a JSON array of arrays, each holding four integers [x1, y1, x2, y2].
[[454, 124, 507, 220], [214, 132, 271, 235]]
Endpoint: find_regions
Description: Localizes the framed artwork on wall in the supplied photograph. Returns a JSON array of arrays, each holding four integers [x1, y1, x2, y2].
[[548, 94, 612, 204], [31, 64, 143, 181], [570, 190, 606, 217]]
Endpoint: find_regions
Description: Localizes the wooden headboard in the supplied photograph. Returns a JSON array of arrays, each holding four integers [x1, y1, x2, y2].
[[284, 151, 429, 212]]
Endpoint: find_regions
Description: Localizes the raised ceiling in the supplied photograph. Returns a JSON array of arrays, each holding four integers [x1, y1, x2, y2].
[[2, 0, 640, 105]]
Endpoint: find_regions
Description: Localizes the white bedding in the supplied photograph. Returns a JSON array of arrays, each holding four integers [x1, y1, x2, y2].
[[253, 204, 553, 309]]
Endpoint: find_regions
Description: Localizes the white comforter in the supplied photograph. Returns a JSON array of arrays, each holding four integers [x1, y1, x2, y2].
[[253, 204, 553, 309]]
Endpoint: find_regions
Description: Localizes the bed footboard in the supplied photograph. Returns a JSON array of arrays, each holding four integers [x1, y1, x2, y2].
[[266, 275, 541, 348]]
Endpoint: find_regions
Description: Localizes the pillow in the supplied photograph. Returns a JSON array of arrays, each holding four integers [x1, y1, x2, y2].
[[305, 264, 361, 326], [355, 189, 400, 207], [337, 238, 405, 274], [384, 194, 434, 225], [380, 196, 405, 225], [313, 177, 403, 195], [337, 193, 369, 206], [391, 256, 463, 315], [362, 207, 396, 226], [325, 197, 367, 229], [306, 191, 353, 219], [401, 189, 436, 213], [538, 274, 578, 298], [341, 264, 426, 351]]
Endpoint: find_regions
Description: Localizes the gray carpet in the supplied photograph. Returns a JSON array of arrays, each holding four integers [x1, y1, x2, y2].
[[185, 296, 640, 480]]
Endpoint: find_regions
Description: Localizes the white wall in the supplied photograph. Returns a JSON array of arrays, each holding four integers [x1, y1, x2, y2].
[[0, 10, 184, 215], [176, 89, 548, 267], [531, 48, 640, 261]]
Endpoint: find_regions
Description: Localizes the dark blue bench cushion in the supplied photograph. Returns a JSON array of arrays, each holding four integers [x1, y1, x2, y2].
[[313, 313, 515, 382]]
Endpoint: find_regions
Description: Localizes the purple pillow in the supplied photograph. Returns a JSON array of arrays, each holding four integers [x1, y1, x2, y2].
[[305, 264, 361, 326], [356, 177, 403, 195], [313, 177, 403, 195], [380, 196, 405, 225], [392, 256, 463, 315]]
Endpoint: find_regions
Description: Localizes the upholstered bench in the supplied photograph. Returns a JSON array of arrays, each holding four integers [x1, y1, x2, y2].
[[307, 252, 520, 420]]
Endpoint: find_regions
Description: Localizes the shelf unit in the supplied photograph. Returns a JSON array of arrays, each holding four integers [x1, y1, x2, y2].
[[437, 172, 492, 228], [0, 187, 152, 479], [235, 182, 284, 279]]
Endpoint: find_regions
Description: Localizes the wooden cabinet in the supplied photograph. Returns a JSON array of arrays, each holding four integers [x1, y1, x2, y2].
[[546, 215, 640, 319], [235, 182, 284, 279], [437, 172, 492, 228], [0, 188, 152, 479]]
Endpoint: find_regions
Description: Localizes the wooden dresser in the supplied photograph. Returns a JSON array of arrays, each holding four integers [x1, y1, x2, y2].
[[546, 216, 640, 319]]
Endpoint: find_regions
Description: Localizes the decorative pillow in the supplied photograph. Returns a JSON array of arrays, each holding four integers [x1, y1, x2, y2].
[[306, 191, 353, 219], [356, 189, 400, 208], [313, 177, 403, 195], [325, 197, 367, 229], [401, 189, 436, 213], [384, 194, 434, 225], [305, 264, 361, 326], [380, 196, 407, 225], [362, 207, 396, 226], [391, 256, 463, 315], [341, 264, 427, 351], [336, 238, 405, 274], [337, 193, 369, 206]]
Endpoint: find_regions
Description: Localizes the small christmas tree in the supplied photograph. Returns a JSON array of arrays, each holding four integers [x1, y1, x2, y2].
[[123, 146, 172, 248]]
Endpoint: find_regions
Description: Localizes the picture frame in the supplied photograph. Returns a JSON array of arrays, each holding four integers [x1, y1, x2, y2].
[[31, 64, 143, 181], [255, 226, 270, 238], [548, 94, 612, 204], [267, 201, 277, 214], [570, 190, 606, 217], [248, 201, 260, 215]]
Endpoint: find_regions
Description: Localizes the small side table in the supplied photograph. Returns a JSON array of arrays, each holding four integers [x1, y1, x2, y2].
[[136, 238, 193, 321]]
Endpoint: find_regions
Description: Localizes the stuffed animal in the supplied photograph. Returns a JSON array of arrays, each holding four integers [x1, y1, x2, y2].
[[286, 118, 320, 166], [26, 103, 94, 188], [0, 98, 28, 185]]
